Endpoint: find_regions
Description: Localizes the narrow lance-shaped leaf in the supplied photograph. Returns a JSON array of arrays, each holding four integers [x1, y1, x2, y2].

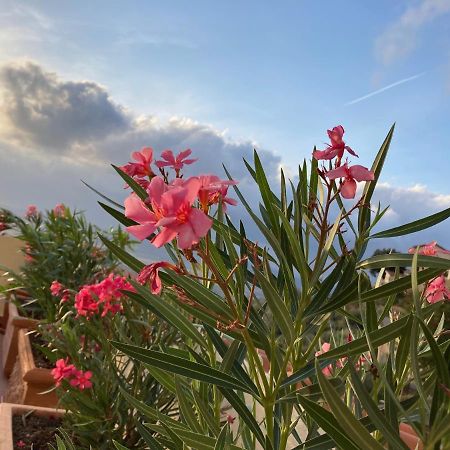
[[315, 360, 385, 450], [358, 124, 395, 234], [112, 341, 254, 394], [370, 206, 450, 239]]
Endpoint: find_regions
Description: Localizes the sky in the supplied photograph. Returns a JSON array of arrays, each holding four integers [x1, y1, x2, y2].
[[0, 0, 450, 258]]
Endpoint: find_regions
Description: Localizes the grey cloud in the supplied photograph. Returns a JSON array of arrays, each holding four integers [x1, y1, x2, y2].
[[0, 61, 280, 182], [0, 61, 130, 152]]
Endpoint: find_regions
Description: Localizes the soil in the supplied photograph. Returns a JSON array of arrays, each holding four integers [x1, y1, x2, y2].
[[12, 413, 62, 449], [30, 334, 53, 370]]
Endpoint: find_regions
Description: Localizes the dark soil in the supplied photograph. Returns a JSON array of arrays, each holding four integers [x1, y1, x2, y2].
[[12, 413, 62, 449], [30, 334, 53, 370]]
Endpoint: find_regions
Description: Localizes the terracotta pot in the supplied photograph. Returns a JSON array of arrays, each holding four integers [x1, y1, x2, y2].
[[0, 402, 64, 450], [5, 329, 58, 408], [2, 302, 40, 377]]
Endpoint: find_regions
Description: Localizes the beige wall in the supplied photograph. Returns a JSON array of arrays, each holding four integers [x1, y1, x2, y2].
[[0, 235, 24, 287]]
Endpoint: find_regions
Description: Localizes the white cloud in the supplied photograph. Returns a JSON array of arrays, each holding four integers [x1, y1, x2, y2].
[[375, 0, 450, 65], [1, 61, 449, 259]]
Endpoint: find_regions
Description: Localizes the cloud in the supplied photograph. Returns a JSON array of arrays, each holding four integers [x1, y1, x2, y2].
[[0, 61, 280, 180], [375, 0, 450, 65], [366, 181, 450, 254], [1, 60, 450, 261], [0, 61, 130, 152]]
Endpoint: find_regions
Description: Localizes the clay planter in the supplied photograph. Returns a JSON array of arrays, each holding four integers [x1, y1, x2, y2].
[[0, 402, 64, 450], [2, 301, 40, 377], [5, 329, 58, 408]]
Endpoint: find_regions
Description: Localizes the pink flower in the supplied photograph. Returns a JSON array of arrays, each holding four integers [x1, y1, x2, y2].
[[315, 343, 334, 377], [227, 415, 236, 424], [137, 261, 180, 295], [74, 274, 133, 318], [50, 280, 63, 297], [16, 440, 26, 448], [313, 125, 358, 162], [120, 147, 155, 178], [152, 177, 213, 249], [198, 175, 238, 212], [425, 275, 450, 304], [155, 149, 197, 172], [315, 343, 346, 377], [408, 241, 450, 256], [25, 205, 38, 217], [51, 358, 76, 386], [53, 203, 66, 217], [70, 370, 93, 390], [125, 176, 213, 249], [124, 177, 170, 240], [325, 163, 374, 199]]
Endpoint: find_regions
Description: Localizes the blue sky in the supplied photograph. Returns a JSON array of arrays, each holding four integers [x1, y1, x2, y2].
[[0, 0, 450, 254]]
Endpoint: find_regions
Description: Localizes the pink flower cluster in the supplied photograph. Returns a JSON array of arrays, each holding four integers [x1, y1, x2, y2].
[[425, 275, 450, 304], [53, 203, 66, 217], [408, 240, 450, 257], [25, 204, 38, 218], [51, 358, 92, 390], [74, 274, 133, 318], [313, 125, 374, 199], [122, 148, 237, 250]]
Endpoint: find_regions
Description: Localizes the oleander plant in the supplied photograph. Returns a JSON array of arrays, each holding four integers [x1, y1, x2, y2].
[[73, 125, 450, 449], [0, 204, 132, 321]]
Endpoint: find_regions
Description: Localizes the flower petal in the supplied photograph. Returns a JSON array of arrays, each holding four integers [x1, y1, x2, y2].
[[325, 164, 349, 180], [340, 178, 357, 199], [124, 195, 154, 223], [348, 165, 374, 182], [126, 223, 156, 240]]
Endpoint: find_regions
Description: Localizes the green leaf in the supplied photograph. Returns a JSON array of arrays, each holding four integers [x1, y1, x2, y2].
[[357, 254, 450, 271], [348, 363, 408, 450], [277, 378, 343, 403], [296, 395, 360, 450], [371, 206, 450, 239], [280, 358, 335, 388], [253, 150, 279, 232], [255, 269, 294, 343], [112, 164, 148, 200], [113, 441, 131, 450], [315, 360, 385, 450], [82, 180, 125, 209], [112, 341, 253, 393], [98, 234, 144, 272], [315, 315, 410, 361], [175, 377, 203, 433], [136, 423, 165, 450], [214, 424, 229, 450], [395, 315, 413, 380], [358, 124, 395, 234], [98, 201, 136, 227], [192, 390, 220, 436], [126, 281, 207, 348], [161, 271, 234, 320], [55, 436, 67, 450], [219, 387, 266, 448], [418, 317, 450, 386]]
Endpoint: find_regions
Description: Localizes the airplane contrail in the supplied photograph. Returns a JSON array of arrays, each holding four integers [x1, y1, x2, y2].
[[346, 72, 426, 106]]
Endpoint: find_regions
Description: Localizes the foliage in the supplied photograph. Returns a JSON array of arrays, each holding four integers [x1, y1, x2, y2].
[[72, 128, 450, 448], [1, 205, 133, 321]]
